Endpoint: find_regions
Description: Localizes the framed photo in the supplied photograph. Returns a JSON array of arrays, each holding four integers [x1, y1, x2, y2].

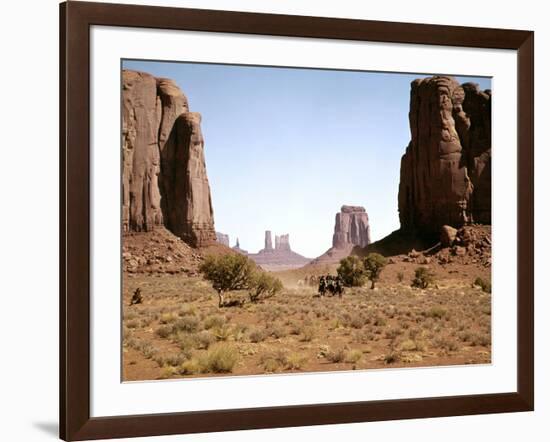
[[60, 1, 534, 440]]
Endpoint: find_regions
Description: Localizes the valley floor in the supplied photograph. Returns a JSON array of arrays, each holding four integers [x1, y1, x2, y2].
[[122, 267, 491, 381]]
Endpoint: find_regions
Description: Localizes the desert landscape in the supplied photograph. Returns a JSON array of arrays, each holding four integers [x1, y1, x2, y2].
[[122, 69, 492, 381]]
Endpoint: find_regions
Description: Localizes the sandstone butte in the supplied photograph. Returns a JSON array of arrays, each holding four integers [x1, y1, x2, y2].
[[398, 76, 491, 236], [122, 70, 216, 247], [309, 205, 371, 265], [332, 205, 371, 249]]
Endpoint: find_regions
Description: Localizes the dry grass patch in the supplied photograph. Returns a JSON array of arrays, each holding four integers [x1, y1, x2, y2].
[[344, 349, 363, 364], [249, 328, 268, 343], [123, 273, 492, 380], [199, 343, 239, 373], [326, 347, 346, 363]]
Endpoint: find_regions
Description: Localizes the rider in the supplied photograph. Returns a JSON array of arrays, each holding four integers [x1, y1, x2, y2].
[[335, 275, 344, 298], [318, 275, 326, 296]]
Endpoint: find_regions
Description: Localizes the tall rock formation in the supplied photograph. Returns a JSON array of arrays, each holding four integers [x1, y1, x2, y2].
[[332, 206, 371, 249], [122, 70, 216, 247], [264, 231, 274, 251], [275, 234, 291, 251], [122, 70, 163, 232], [309, 205, 371, 265], [398, 76, 491, 235]]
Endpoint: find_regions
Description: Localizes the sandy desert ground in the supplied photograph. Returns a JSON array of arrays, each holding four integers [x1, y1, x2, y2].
[[122, 257, 491, 381]]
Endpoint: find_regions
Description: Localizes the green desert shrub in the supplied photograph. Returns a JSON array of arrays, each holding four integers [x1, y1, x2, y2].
[[199, 253, 283, 307], [411, 266, 435, 289], [199, 254, 256, 307], [337, 256, 366, 287], [249, 272, 283, 303], [363, 253, 388, 289]]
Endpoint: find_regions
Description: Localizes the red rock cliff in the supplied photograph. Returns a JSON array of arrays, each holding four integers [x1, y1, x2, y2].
[[122, 70, 216, 247], [398, 76, 491, 235]]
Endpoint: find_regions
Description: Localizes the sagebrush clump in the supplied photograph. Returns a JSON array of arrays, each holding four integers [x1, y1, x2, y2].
[[199, 344, 239, 373], [412, 267, 435, 289], [474, 277, 492, 293]]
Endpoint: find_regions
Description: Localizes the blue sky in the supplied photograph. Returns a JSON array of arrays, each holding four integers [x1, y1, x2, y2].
[[123, 60, 491, 258]]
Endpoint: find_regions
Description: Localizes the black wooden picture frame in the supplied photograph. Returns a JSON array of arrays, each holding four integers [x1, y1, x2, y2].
[[60, 1, 534, 440]]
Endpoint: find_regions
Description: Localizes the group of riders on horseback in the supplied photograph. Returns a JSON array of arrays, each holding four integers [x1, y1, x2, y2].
[[303, 274, 345, 298]]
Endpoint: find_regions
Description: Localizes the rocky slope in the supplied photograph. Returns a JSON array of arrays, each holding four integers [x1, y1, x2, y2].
[[122, 70, 216, 247], [398, 76, 491, 236], [386, 225, 492, 268], [123, 227, 236, 276], [122, 227, 203, 276]]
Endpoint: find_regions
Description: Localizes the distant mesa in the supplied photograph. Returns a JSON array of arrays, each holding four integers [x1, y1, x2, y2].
[[310, 205, 371, 265], [248, 230, 311, 271]]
